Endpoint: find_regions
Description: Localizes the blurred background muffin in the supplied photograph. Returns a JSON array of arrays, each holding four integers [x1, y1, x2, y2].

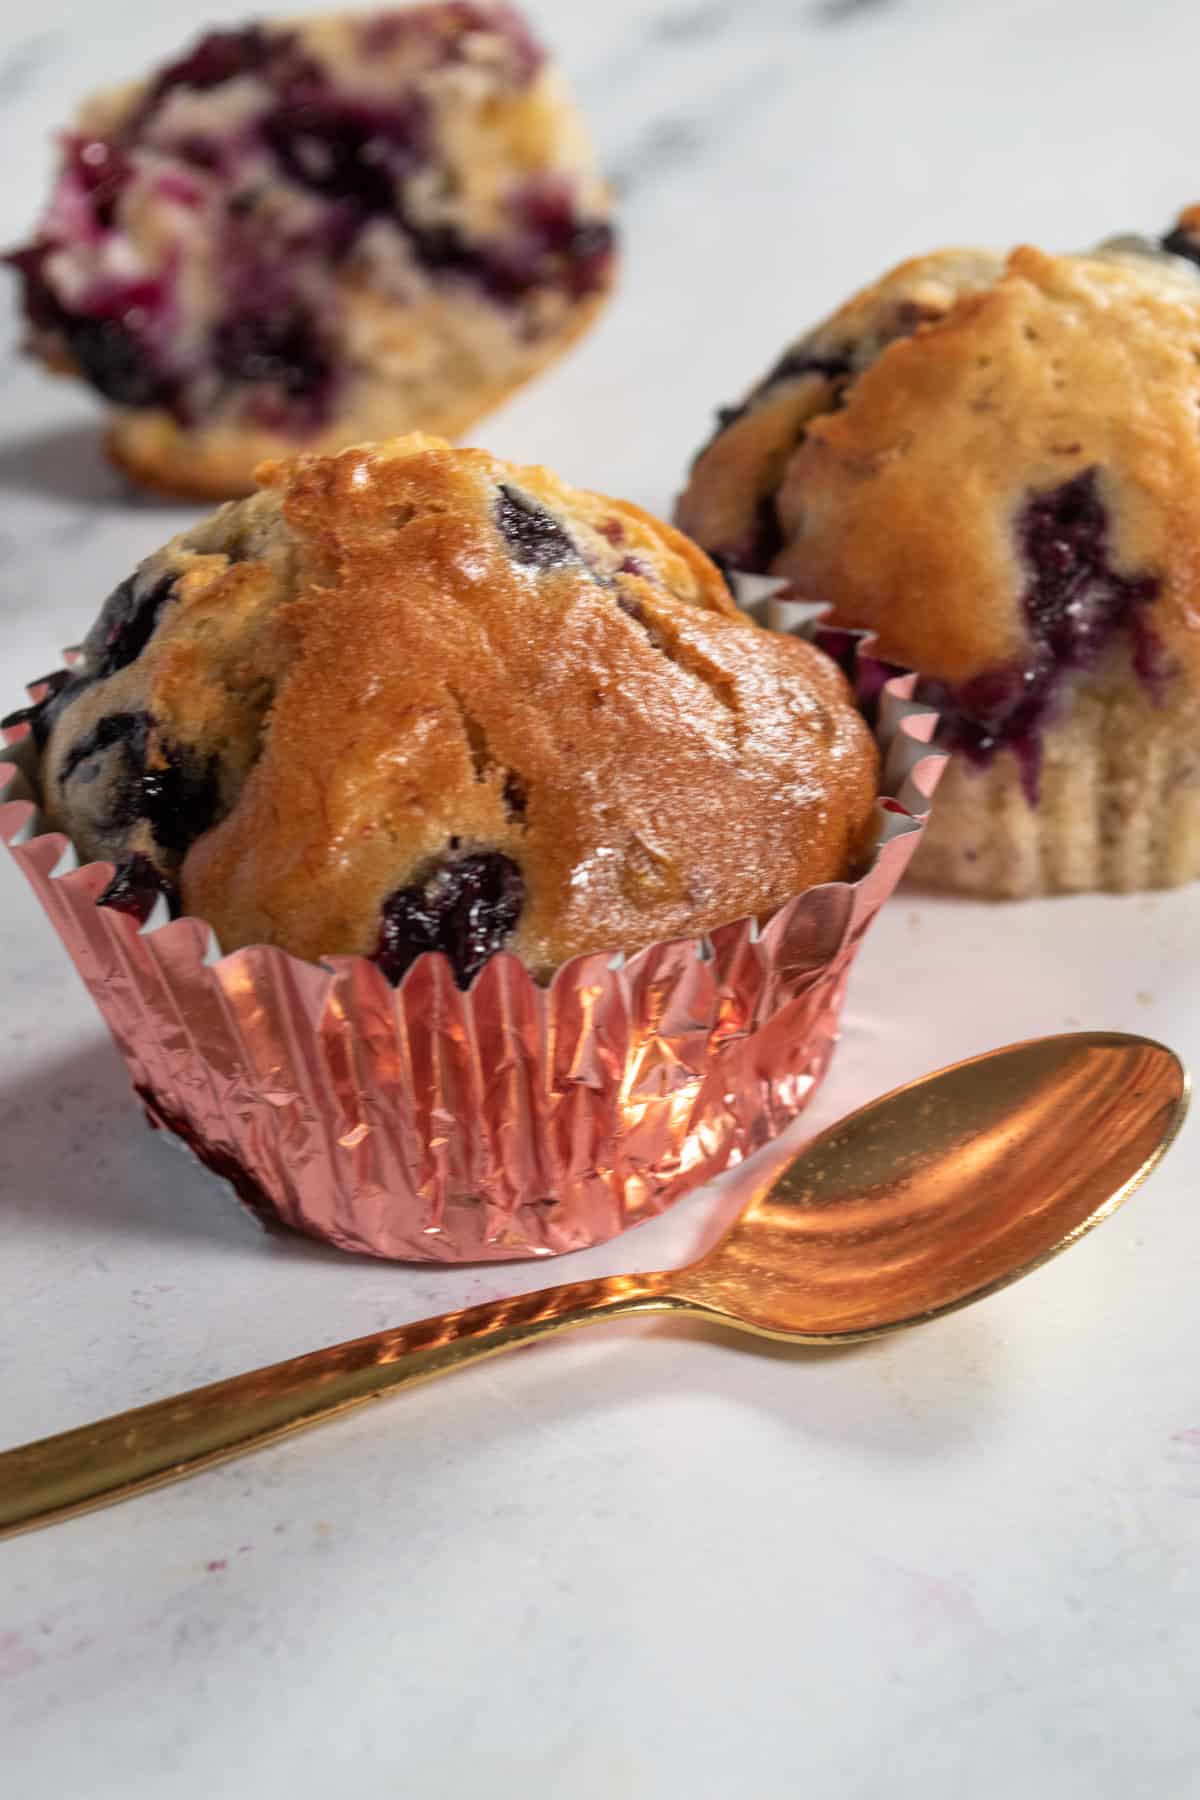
[[678, 226, 1200, 898], [7, 4, 617, 500]]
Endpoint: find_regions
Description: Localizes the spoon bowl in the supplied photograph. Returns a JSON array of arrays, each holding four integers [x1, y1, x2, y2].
[[0, 1031, 1186, 1537], [669, 1031, 1186, 1339]]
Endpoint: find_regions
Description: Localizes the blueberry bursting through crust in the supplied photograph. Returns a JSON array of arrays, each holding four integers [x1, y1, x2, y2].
[[374, 851, 525, 987], [919, 469, 1160, 803], [4, 568, 217, 927], [1, 573, 178, 746]]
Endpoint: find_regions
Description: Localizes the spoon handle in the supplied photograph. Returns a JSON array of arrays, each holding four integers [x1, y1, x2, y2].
[[0, 1272, 676, 1539]]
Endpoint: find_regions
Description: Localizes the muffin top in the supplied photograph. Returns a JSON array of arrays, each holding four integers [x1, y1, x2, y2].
[[677, 232, 1200, 770], [29, 434, 878, 982]]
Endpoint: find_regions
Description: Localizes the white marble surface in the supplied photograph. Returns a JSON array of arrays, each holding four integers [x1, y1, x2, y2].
[[4, 1, 1200, 1794]]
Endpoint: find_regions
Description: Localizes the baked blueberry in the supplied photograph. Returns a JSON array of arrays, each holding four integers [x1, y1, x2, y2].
[[495, 484, 576, 567], [375, 851, 524, 987], [2, 669, 79, 750], [46, 705, 224, 868], [920, 470, 1160, 802], [97, 853, 182, 925], [87, 573, 179, 679]]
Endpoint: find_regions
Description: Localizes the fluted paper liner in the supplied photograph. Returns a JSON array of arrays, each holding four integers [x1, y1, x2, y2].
[[2, 596, 943, 1260]]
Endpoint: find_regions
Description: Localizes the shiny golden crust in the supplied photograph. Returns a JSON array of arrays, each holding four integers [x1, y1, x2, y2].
[[46, 434, 879, 976]]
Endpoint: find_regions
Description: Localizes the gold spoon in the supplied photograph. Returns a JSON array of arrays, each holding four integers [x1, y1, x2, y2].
[[0, 1031, 1185, 1539]]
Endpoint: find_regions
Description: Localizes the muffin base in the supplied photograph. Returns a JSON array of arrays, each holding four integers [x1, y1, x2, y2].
[[101, 289, 612, 502], [910, 658, 1200, 897]]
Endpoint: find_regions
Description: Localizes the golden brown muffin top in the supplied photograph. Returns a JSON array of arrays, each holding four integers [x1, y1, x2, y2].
[[678, 240, 1200, 694], [39, 434, 879, 982]]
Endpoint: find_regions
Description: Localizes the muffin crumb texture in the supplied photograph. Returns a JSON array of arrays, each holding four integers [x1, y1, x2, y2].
[[8, 5, 617, 498], [23, 434, 879, 981]]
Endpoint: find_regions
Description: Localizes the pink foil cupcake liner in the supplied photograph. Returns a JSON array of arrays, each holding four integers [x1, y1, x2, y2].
[[2, 595, 944, 1261]]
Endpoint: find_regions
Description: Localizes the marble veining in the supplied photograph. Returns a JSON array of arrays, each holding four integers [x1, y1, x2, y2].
[[0, 31, 64, 102], [4, 4, 1200, 1798]]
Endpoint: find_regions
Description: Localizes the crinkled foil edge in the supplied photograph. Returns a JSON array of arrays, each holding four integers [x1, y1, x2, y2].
[[1, 595, 944, 1261]]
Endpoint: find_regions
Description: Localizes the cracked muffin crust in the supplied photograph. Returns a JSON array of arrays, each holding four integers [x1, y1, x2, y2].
[[678, 231, 1200, 896], [8, 5, 616, 500], [19, 434, 878, 983]]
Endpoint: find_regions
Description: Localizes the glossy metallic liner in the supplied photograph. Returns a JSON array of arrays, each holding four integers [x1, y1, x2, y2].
[[1, 596, 943, 1261]]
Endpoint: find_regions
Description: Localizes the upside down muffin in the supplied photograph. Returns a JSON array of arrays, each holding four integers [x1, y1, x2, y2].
[[7, 5, 617, 500], [678, 227, 1200, 897], [13, 434, 879, 984]]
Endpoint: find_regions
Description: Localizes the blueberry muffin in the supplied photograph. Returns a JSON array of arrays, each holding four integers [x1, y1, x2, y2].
[[678, 230, 1200, 897], [8, 6, 616, 501], [13, 434, 878, 983]]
